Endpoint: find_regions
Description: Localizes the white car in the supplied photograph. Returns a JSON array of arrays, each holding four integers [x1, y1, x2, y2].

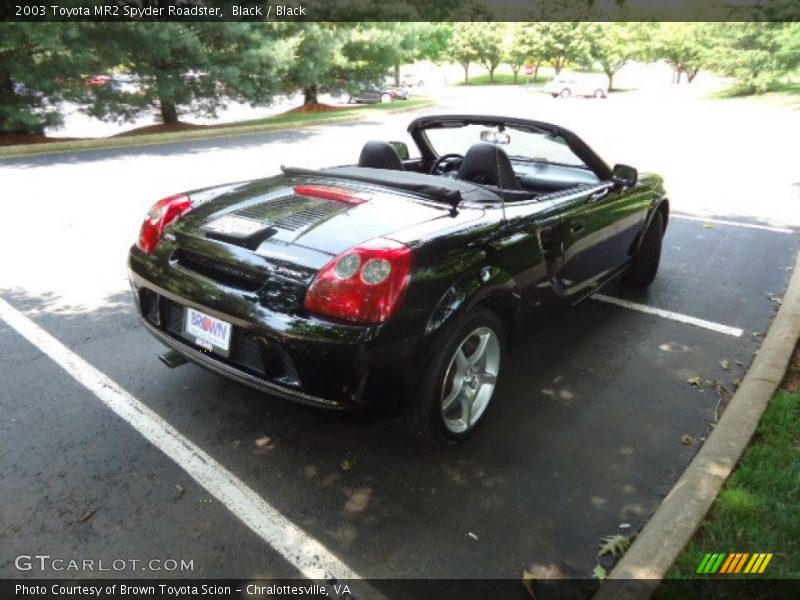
[[544, 74, 609, 99]]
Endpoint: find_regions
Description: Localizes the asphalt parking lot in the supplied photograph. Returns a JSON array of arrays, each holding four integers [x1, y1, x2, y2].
[[2, 86, 799, 594]]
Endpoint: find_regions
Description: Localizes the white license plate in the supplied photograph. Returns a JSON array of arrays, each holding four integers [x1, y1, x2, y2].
[[205, 214, 265, 237], [184, 307, 232, 354]]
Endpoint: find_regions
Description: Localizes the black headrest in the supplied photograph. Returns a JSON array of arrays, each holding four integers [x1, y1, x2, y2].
[[358, 141, 405, 171], [457, 143, 520, 190]]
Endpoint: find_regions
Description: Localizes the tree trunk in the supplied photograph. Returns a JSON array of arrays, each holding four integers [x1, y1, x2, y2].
[[512, 67, 519, 84], [607, 71, 614, 91], [554, 59, 563, 75], [303, 85, 318, 105], [462, 62, 470, 83], [687, 68, 699, 83], [488, 66, 496, 82], [534, 63, 539, 80], [0, 68, 14, 134], [159, 98, 179, 124], [393, 63, 400, 87]]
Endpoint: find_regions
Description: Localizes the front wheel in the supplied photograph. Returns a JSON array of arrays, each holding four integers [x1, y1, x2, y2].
[[380, 93, 393, 103], [594, 89, 606, 99], [559, 88, 571, 99], [401, 309, 504, 445], [621, 211, 664, 288]]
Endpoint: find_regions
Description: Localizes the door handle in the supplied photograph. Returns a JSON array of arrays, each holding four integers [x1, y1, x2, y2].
[[587, 189, 609, 203], [570, 222, 585, 234]]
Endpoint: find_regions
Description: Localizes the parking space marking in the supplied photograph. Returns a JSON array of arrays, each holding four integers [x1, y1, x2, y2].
[[592, 294, 745, 337], [0, 296, 373, 587], [672, 213, 795, 234]]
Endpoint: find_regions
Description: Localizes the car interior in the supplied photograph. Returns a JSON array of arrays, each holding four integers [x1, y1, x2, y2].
[[354, 139, 600, 202], [284, 135, 602, 208]]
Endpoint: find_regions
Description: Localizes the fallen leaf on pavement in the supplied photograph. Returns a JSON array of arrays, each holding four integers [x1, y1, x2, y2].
[[718, 359, 730, 370], [702, 223, 715, 229], [175, 484, 185, 499], [681, 435, 695, 446], [341, 460, 355, 471], [597, 533, 632, 558], [521, 567, 536, 599], [75, 510, 95, 523], [593, 563, 608, 580], [255, 435, 272, 447]]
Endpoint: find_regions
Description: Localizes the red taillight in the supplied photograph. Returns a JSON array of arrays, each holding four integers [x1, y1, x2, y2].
[[136, 193, 193, 254], [293, 185, 367, 205], [304, 238, 413, 324]]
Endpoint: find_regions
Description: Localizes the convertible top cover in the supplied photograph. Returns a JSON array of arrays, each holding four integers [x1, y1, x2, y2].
[[281, 165, 502, 207]]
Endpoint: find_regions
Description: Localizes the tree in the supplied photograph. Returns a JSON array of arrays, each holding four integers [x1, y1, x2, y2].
[[503, 23, 547, 83], [536, 22, 592, 75], [85, 22, 293, 124], [381, 23, 452, 86], [704, 23, 800, 94], [474, 23, 504, 82], [446, 23, 484, 83], [649, 23, 709, 84], [585, 23, 653, 90], [0, 23, 95, 135]]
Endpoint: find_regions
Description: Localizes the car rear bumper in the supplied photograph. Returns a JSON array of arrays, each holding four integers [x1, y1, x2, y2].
[[128, 247, 426, 413]]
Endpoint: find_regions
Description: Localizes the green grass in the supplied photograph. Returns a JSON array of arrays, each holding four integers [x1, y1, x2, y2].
[[656, 370, 800, 597], [709, 80, 800, 99], [459, 72, 552, 86], [216, 98, 434, 129]]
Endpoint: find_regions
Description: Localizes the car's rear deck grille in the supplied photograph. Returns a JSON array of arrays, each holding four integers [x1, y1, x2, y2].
[[234, 198, 342, 231], [176, 249, 267, 291]]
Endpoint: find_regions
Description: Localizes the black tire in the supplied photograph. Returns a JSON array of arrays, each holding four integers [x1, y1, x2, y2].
[[621, 211, 664, 288], [559, 88, 571, 98], [594, 89, 606, 99], [401, 308, 505, 445]]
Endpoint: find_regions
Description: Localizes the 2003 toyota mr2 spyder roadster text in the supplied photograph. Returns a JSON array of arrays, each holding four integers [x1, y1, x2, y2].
[[128, 115, 669, 444]]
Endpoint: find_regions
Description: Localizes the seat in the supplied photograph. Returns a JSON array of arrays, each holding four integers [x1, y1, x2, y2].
[[357, 141, 405, 171], [457, 143, 521, 190]]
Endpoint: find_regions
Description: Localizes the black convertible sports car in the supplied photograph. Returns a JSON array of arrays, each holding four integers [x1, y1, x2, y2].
[[129, 115, 668, 444]]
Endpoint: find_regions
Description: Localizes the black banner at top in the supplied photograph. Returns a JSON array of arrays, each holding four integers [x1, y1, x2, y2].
[[2, 0, 799, 22]]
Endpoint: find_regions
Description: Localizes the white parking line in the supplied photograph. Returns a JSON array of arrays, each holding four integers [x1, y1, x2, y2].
[[672, 213, 795, 234], [0, 297, 373, 587], [592, 294, 744, 337]]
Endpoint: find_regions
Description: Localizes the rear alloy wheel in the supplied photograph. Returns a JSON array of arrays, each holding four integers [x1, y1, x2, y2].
[[559, 88, 572, 98], [594, 89, 606, 99], [402, 309, 504, 444], [380, 93, 393, 103], [622, 211, 664, 288], [340, 93, 351, 104]]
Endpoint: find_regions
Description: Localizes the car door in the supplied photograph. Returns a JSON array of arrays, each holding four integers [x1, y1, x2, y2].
[[554, 182, 651, 299]]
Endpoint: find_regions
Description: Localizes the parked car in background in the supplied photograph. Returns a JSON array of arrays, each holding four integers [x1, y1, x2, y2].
[[401, 73, 425, 87], [87, 74, 111, 87], [544, 74, 609, 98], [341, 84, 409, 104]]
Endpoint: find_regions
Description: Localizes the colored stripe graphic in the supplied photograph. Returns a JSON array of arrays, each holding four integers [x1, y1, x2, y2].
[[710, 553, 726, 573], [700, 552, 775, 574], [734, 553, 750, 573], [718, 553, 734, 574], [696, 554, 712, 574], [758, 553, 774, 573]]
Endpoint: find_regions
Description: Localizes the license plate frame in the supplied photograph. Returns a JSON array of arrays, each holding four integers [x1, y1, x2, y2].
[[183, 307, 232, 356]]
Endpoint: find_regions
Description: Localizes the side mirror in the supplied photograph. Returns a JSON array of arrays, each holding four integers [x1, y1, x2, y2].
[[612, 164, 637, 188], [388, 141, 410, 160]]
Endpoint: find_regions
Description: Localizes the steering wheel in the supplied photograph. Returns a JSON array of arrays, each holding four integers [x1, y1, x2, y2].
[[429, 153, 464, 175]]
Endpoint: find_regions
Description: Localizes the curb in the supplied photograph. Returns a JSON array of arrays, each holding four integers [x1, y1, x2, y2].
[[595, 249, 800, 600], [0, 100, 435, 160]]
